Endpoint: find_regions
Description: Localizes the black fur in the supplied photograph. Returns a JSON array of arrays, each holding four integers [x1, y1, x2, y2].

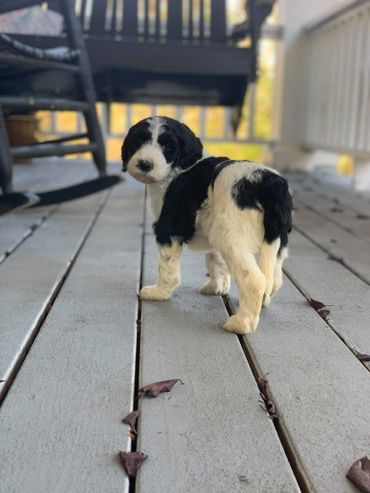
[[154, 157, 229, 245], [232, 169, 292, 253], [121, 116, 203, 172], [121, 120, 151, 172]]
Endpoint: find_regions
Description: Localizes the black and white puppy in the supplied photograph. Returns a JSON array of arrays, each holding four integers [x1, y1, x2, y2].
[[121, 116, 292, 334]]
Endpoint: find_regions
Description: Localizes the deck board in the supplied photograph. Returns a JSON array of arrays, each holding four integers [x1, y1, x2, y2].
[[137, 238, 299, 493], [0, 191, 106, 396], [229, 278, 370, 493], [0, 181, 143, 493], [0, 159, 99, 263], [291, 175, 370, 243], [292, 205, 370, 284], [285, 230, 370, 368]]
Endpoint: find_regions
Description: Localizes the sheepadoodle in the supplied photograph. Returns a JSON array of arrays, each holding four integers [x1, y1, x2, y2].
[[121, 116, 292, 334]]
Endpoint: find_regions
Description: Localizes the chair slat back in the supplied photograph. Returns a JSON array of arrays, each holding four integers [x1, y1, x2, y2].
[[81, 0, 227, 43]]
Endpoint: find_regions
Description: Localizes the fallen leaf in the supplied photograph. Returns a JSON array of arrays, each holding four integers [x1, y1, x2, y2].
[[327, 254, 345, 264], [118, 451, 148, 477], [308, 298, 325, 311], [357, 353, 370, 363], [347, 456, 370, 493], [357, 214, 370, 220], [257, 373, 269, 393], [330, 207, 343, 213], [259, 393, 278, 419], [122, 410, 140, 434], [138, 379, 183, 398]]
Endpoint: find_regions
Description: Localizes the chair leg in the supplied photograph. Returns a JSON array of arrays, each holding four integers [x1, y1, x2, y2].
[[0, 107, 13, 193], [84, 108, 107, 176], [60, 0, 107, 176]]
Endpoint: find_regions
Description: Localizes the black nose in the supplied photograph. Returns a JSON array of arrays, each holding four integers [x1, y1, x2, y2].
[[138, 160, 153, 172]]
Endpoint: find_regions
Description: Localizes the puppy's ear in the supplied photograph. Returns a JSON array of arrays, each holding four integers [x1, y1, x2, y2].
[[176, 123, 203, 169], [121, 126, 135, 172], [121, 136, 130, 172]]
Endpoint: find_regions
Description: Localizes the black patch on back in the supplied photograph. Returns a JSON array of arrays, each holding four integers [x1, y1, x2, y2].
[[232, 170, 292, 253], [154, 157, 229, 245]]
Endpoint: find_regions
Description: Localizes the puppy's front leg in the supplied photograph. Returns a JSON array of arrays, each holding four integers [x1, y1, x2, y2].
[[140, 241, 183, 301]]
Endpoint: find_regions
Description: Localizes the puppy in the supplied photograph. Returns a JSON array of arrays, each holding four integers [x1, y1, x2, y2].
[[121, 116, 292, 334]]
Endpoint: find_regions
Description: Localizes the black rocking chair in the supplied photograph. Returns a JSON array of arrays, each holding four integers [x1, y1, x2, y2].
[[9, 0, 275, 133], [0, 0, 120, 214]]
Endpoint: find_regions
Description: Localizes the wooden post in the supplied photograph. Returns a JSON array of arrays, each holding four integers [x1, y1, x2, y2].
[[60, 0, 106, 176], [353, 157, 370, 190], [0, 107, 13, 193]]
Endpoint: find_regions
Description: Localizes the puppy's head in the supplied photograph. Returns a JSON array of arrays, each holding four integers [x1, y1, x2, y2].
[[121, 116, 203, 184]]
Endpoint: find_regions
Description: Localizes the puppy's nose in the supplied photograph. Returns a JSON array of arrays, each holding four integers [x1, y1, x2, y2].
[[138, 160, 153, 172]]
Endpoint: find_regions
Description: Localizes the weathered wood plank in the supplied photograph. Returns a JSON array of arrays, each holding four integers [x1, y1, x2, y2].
[[0, 190, 105, 393], [0, 181, 143, 492], [229, 278, 370, 492], [285, 230, 370, 369], [288, 171, 370, 217], [137, 238, 300, 493], [288, 173, 370, 244], [0, 160, 98, 262], [293, 205, 370, 284], [293, 188, 370, 244]]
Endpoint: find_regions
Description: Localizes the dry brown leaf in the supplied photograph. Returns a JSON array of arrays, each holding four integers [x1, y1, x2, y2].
[[347, 456, 370, 493], [122, 410, 140, 434], [357, 353, 370, 363], [118, 451, 148, 478], [308, 298, 325, 311], [138, 379, 183, 398], [327, 254, 345, 264]]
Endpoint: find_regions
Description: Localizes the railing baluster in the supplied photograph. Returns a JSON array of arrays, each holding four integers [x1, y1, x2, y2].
[[199, 0, 205, 41], [358, 8, 370, 151]]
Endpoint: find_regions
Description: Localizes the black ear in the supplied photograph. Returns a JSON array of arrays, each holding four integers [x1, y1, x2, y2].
[[176, 123, 203, 169], [121, 118, 148, 172], [121, 136, 130, 172]]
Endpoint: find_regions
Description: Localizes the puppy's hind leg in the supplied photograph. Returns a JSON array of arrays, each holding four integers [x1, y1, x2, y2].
[[200, 251, 231, 295], [221, 247, 266, 335], [140, 241, 183, 301], [259, 239, 280, 307]]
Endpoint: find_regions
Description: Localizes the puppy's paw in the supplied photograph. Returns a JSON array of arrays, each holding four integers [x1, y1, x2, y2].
[[140, 285, 171, 301], [223, 314, 259, 335], [198, 280, 226, 296]]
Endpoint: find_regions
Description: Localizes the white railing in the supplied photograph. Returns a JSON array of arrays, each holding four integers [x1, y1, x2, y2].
[[303, 0, 370, 157]]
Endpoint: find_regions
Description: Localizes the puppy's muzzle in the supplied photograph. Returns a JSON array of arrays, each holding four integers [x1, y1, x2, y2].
[[138, 160, 153, 172]]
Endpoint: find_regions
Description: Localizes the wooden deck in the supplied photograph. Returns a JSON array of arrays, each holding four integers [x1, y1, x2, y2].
[[0, 160, 369, 493]]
